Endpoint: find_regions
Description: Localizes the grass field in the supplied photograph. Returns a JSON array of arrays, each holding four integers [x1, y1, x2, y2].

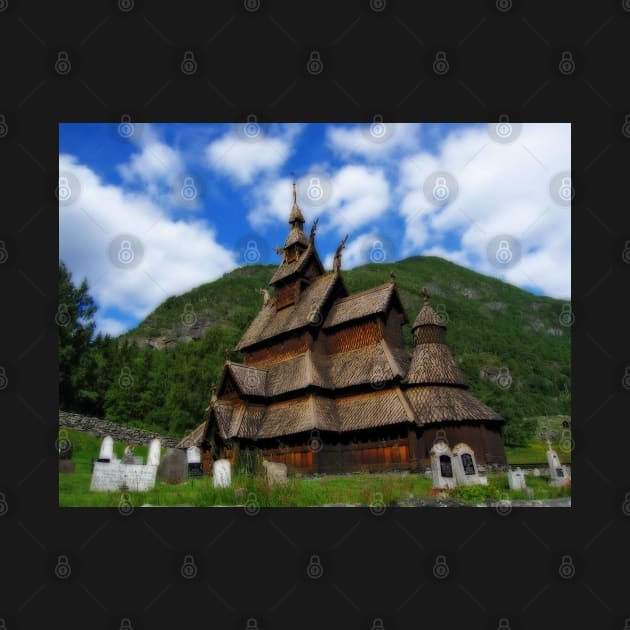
[[59, 429, 570, 508]]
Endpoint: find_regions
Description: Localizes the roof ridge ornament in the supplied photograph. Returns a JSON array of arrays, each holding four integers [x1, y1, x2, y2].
[[332, 234, 348, 273], [421, 286, 430, 304], [309, 217, 318, 242]]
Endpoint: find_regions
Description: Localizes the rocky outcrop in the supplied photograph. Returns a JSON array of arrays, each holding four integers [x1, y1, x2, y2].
[[59, 411, 181, 447]]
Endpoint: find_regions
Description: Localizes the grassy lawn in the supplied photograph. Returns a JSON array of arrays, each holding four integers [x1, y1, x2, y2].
[[59, 429, 570, 507]]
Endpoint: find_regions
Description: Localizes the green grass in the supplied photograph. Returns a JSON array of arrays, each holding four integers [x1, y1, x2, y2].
[[60, 429, 570, 507]]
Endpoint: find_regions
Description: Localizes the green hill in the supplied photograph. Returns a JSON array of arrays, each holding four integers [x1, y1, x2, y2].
[[101, 256, 569, 442]]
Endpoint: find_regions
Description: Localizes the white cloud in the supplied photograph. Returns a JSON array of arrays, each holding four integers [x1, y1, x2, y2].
[[327, 123, 422, 161], [117, 124, 184, 188], [204, 125, 301, 185], [59, 154, 237, 335], [248, 164, 391, 236], [397, 123, 571, 298]]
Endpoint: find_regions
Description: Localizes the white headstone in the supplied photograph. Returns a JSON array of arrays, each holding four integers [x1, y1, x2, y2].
[[546, 444, 570, 486], [186, 446, 201, 464], [262, 460, 288, 486], [98, 436, 114, 462], [507, 467, 527, 490], [429, 442, 456, 489], [533, 468, 541, 477], [147, 438, 161, 466], [451, 443, 488, 486], [213, 459, 231, 488]]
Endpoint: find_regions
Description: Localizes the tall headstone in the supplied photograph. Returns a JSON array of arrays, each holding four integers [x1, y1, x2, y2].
[[213, 459, 231, 488], [452, 443, 488, 486], [429, 443, 456, 489], [157, 448, 188, 484], [147, 439, 161, 466], [546, 442, 570, 487], [186, 445, 203, 478], [98, 436, 114, 463]]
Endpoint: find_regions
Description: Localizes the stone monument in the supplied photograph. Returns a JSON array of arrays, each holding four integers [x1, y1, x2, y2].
[[90, 437, 158, 492], [147, 438, 161, 466], [430, 442, 456, 489], [213, 459, 231, 488], [507, 467, 527, 490], [186, 445, 203, 478], [451, 443, 487, 486], [98, 435, 114, 462], [546, 441, 570, 487], [157, 448, 188, 484]]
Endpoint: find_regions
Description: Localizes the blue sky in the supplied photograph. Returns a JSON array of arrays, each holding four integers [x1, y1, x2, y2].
[[59, 121, 571, 336]]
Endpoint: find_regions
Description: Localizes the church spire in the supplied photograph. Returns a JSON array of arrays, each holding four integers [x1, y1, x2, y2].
[[288, 177, 306, 228]]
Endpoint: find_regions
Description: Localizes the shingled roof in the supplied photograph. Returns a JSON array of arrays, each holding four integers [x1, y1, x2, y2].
[[323, 282, 407, 330], [236, 271, 341, 351]]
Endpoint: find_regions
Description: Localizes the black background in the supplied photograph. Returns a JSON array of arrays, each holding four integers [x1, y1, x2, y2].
[[1, 0, 629, 628]]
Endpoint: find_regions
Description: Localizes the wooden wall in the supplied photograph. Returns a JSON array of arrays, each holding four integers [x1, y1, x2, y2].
[[228, 421, 506, 474], [244, 330, 312, 366]]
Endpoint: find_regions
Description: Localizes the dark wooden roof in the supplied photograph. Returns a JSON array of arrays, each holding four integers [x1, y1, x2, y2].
[[403, 343, 468, 386], [236, 271, 340, 350], [176, 419, 209, 448], [412, 302, 445, 328], [323, 282, 408, 330], [268, 241, 325, 285]]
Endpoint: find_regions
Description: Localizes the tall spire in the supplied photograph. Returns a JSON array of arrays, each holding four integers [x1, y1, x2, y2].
[[288, 176, 305, 228]]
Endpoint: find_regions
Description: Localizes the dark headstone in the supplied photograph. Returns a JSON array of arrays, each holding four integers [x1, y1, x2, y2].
[[187, 463, 203, 478], [59, 460, 75, 474], [157, 448, 188, 484]]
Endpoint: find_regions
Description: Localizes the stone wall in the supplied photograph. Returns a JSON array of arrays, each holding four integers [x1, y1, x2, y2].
[[59, 411, 181, 448]]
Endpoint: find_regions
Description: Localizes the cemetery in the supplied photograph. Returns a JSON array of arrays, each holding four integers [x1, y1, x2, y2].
[[59, 427, 570, 507]]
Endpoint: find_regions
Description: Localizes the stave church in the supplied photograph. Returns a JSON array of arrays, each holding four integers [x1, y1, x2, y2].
[[178, 185, 506, 474]]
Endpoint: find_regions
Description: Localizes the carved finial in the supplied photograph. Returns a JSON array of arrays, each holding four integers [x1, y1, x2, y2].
[[273, 246, 284, 255], [421, 286, 430, 304], [390, 271, 396, 284], [291, 173, 297, 205], [223, 347, 231, 361], [333, 234, 349, 272], [309, 217, 319, 241], [210, 384, 217, 402], [257, 287, 271, 304]]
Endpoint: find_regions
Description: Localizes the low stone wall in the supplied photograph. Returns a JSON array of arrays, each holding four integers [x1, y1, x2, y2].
[[59, 411, 181, 448]]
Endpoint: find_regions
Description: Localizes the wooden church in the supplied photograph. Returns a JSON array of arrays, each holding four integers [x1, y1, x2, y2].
[[179, 185, 506, 473]]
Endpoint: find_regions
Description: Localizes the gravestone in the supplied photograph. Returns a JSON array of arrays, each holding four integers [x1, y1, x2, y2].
[[90, 461, 158, 492], [507, 467, 527, 490], [132, 456, 143, 465], [147, 438, 161, 466], [532, 468, 541, 477], [187, 445, 203, 478], [157, 448, 188, 484], [98, 436, 114, 463], [213, 459, 231, 488], [546, 442, 570, 487], [452, 443, 488, 486], [59, 460, 76, 474], [262, 460, 288, 486], [429, 443, 456, 489]]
